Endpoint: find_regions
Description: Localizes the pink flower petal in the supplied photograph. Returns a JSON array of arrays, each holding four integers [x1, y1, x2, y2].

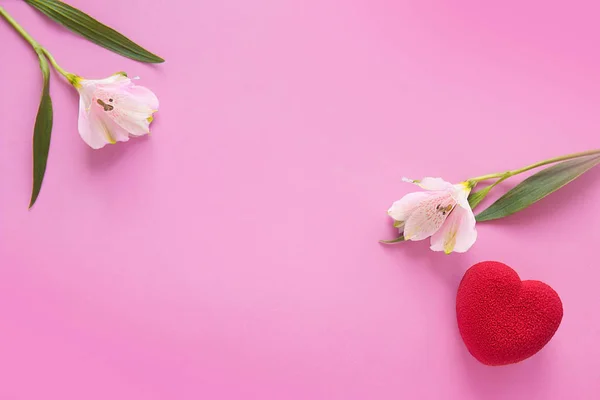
[[430, 205, 477, 254], [403, 191, 456, 241], [403, 177, 454, 191], [78, 104, 129, 149], [128, 85, 159, 110], [388, 192, 433, 222], [419, 177, 454, 191]]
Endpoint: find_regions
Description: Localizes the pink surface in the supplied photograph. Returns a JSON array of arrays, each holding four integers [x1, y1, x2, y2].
[[1, 0, 599, 399]]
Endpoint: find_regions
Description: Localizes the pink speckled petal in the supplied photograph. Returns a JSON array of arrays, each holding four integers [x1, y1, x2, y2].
[[388, 192, 434, 222], [403, 191, 456, 241], [94, 87, 157, 136]]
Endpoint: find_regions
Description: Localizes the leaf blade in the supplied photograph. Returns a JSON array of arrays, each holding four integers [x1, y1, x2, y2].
[[468, 186, 492, 210], [379, 235, 405, 244], [24, 0, 164, 63], [30, 55, 53, 208], [475, 155, 600, 222]]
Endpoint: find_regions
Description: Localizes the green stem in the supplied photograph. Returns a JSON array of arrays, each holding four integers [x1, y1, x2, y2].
[[0, 5, 41, 50], [0, 6, 78, 85], [481, 172, 511, 192], [40, 48, 79, 85], [469, 149, 600, 183]]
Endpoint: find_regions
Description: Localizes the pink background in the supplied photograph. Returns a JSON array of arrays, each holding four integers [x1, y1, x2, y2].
[[1, 0, 599, 398]]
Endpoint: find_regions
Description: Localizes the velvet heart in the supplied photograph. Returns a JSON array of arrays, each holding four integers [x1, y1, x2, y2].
[[456, 261, 563, 366]]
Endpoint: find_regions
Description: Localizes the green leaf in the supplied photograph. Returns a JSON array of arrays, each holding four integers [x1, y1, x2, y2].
[[379, 235, 405, 244], [24, 0, 164, 63], [476, 155, 600, 222], [30, 54, 54, 208], [468, 186, 492, 209]]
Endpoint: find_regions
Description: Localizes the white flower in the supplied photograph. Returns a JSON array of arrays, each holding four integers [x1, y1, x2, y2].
[[75, 72, 158, 149], [387, 177, 477, 254]]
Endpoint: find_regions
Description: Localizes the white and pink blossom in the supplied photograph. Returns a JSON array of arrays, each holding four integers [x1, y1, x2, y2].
[[75, 72, 158, 149], [387, 177, 477, 254]]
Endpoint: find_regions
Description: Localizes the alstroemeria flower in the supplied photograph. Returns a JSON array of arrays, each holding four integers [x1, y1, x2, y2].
[[75, 72, 158, 149], [387, 177, 477, 254]]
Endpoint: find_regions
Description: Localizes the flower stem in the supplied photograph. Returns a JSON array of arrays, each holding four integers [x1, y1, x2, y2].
[[0, 5, 41, 51], [469, 148, 600, 183], [40, 48, 79, 86], [0, 6, 78, 86]]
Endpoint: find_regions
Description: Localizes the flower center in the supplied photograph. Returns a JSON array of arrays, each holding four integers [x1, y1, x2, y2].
[[435, 202, 455, 216], [96, 98, 114, 112]]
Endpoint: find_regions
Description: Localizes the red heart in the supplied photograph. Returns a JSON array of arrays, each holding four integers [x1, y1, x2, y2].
[[456, 261, 563, 366]]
